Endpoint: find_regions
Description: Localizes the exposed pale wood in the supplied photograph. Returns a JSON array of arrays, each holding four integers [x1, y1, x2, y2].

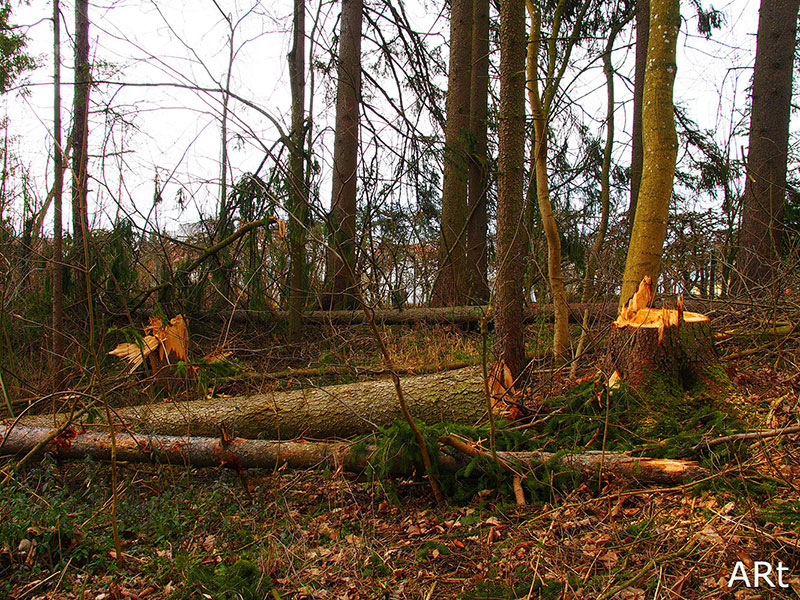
[[0, 425, 707, 484]]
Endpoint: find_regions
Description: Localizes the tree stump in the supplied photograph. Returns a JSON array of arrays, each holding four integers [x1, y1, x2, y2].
[[604, 276, 723, 403]]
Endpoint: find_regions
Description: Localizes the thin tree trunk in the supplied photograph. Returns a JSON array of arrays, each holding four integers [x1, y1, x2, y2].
[[432, 0, 473, 307], [571, 23, 621, 377], [619, 0, 680, 309], [496, 0, 527, 377], [526, 4, 569, 360], [287, 0, 308, 342], [627, 0, 649, 239], [52, 0, 64, 389], [735, 0, 799, 294], [70, 0, 90, 298], [323, 0, 363, 309], [466, 0, 490, 303]]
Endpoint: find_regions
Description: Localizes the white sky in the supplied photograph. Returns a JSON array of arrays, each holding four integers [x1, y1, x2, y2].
[[1, 0, 764, 236]]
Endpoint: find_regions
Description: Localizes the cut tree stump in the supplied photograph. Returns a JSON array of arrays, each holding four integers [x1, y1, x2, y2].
[[604, 276, 724, 402], [17, 366, 487, 439]]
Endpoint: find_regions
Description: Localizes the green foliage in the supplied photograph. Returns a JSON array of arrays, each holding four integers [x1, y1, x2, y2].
[[196, 356, 242, 396], [758, 501, 800, 526], [538, 379, 742, 459], [99, 218, 138, 312], [0, 2, 35, 93], [176, 558, 270, 600], [369, 373, 743, 504], [368, 419, 581, 504]]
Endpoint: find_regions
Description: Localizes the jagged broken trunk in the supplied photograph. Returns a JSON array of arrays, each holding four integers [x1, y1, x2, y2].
[[604, 277, 723, 402]]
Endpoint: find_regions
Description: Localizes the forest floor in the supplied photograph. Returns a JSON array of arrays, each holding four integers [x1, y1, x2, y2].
[[2, 313, 800, 599]]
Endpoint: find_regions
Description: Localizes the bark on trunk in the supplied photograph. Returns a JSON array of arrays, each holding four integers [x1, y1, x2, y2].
[[606, 278, 718, 400], [323, 0, 363, 309], [287, 0, 309, 342], [0, 425, 707, 484], [605, 317, 716, 394], [226, 303, 617, 325], [735, 0, 800, 293], [495, 0, 528, 377], [572, 25, 619, 377], [21, 367, 487, 439], [627, 0, 649, 238], [52, 0, 65, 388], [466, 0, 490, 303], [619, 0, 680, 309], [70, 0, 90, 295], [432, 0, 473, 307]]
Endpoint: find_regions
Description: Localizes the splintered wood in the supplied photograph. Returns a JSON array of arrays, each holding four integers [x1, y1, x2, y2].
[[614, 276, 708, 343], [109, 314, 189, 373]]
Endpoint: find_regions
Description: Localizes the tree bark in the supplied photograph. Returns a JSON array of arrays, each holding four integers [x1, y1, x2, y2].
[[627, 0, 649, 239], [52, 0, 64, 389], [1, 425, 707, 484], [432, 0, 473, 307], [735, 0, 800, 293], [287, 0, 309, 342], [605, 316, 715, 394], [619, 0, 680, 309], [22, 366, 487, 439], [70, 0, 90, 296], [323, 0, 363, 309], [226, 302, 618, 326], [466, 0, 490, 303], [526, 4, 570, 360], [495, 0, 527, 377]]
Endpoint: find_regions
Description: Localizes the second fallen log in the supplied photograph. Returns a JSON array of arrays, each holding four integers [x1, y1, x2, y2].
[[0, 425, 708, 485]]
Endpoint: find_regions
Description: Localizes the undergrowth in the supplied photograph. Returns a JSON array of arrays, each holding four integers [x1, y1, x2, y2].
[[368, 378, 746, 504]]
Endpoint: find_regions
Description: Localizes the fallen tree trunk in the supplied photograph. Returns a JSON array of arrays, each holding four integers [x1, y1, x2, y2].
[[202, 303, 619, 325], [18, 366, 487, 439], [0, 425, 707, 484]]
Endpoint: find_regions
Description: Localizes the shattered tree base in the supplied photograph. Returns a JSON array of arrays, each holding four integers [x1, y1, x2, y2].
[[605, 277, 732, 410]]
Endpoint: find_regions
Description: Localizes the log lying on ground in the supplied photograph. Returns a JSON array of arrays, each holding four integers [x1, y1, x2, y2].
[[213, 303, 619, 325], [0, 425, 707, 484], [19, 366, 487, 439]]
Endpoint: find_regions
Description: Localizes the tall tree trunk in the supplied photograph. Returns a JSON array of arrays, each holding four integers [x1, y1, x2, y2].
[[496, 0, 527, 378], [431, 0, 473, 307], [466, 0, 490, 303], [619, 0, 680, 309], [287, 0, 308, 342], [71, 0, 90, 296], [323, 0, 363, 309], [735, 0, 800, 293], [627, 0, 649, 239], [52, 0, 64, 389]]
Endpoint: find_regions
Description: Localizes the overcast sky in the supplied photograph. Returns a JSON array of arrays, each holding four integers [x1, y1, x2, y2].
[[2, 0, 765, 235]]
